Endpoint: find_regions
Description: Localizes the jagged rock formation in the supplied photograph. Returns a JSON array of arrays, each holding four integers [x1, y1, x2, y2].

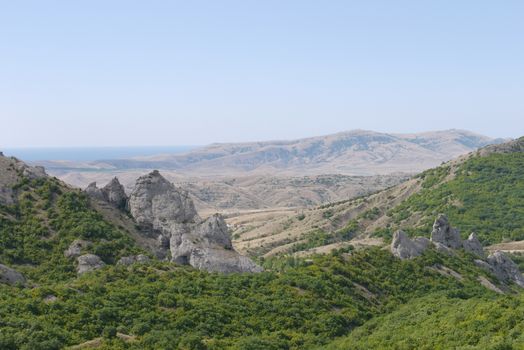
[[85, 178, 128, 210], [128, 170, 262, 273], [463, 233, 484, 257], [0, 264, 26, 286], [117, 254, 150, 266], [129, 170, 198, 232], [485, 252, 524, 288], [101, 177, 128, 210], [76, 254, 105, 275], [430, 214, 462, 249], [390, 230, 430, 259], [64, 239, 92, 258], [392, 215, 523, 288]]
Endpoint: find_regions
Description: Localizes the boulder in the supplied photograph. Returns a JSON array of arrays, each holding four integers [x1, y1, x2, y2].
[[117, 254, 150, 266], [391, 230, 430, 259], [0, 264, 26, 286], [486, 251, 524, 288], [76, 254, 105, 275], [430, 214, 462, 249], [463, 232, 484, 257], [101, 177, 128, 210], [64, 239, 92, 258]]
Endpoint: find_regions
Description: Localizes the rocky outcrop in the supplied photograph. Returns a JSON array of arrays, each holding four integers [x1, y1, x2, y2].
[[0, 264, 26, 286], [85, 178, 128, 210], [485, 251, 524, 288], [129, 170, 199, 232], [64, 239, 92, 258], [430, 214, 462, 249], [117, 254, 150, 266], [390, 230, 430, 259], [85, 182, 105, 200], [101, 177, 128, 210], [128, 170, 262, 273], [463, 233, 484, 257], [391, 215, 523, 289], [77, 254, 105, 275]]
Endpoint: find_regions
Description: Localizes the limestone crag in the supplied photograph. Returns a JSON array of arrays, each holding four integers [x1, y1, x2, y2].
[[0, 264, 26, 286], [391, 215, 523, 288], [486, 252, 524, 288], [128, 170, 199, 233], [128, 170, 262, 273], [101, 177, 128, 210], [85, 178, 128, 210], [463, 233, 484, 257], [76, 254, 105, 275], [390, 230, 430, 259], [430, 214, 462, 249]]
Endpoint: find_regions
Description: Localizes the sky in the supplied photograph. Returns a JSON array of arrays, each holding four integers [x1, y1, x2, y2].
[[1, 0, 523, 147]]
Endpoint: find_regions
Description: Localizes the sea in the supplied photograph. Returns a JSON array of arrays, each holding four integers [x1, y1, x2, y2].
[[1, 146, 199, 162]]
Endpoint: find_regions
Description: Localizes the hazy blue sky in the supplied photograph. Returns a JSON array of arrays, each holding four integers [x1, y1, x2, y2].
[[1, 1, 523, 147]]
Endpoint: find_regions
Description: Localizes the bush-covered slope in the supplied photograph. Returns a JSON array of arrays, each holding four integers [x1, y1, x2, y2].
[[324, 292, 524, 350], [0, 248, 513, 350], [0, 175, 142, 283], [387, 151, 524, 244]]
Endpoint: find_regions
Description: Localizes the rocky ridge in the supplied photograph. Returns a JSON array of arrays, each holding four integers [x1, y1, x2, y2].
[[391, 214, 524, 288]]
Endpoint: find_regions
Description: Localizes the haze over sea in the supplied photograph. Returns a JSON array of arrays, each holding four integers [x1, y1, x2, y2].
[[2, 146, 198, 162]]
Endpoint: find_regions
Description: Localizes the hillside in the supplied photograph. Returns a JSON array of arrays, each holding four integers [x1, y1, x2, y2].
[[230, 137, 524, 257], [37, 129, 503, 177], [0, 145, 523, 349]]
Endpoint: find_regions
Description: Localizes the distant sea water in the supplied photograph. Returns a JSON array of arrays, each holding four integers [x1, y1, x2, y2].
[[2, 146, 199, 162]]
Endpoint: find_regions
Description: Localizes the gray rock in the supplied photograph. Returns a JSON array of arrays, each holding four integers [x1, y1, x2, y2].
[[430, 214, 462, 249], [101, 177, 128, 210], [128, 170, 199, 232], [486, 251, 524, 288], [85, 182, 105, 200], [117, 254, 150, 266], [76, 254, 105, 275], [0, 264, 26, 286], [64, 239, 92, 258], [128, 170, 262, 273], [391, 230, 429, 259], [189, 247, 264, 274], [463, 232, 484, 257], [14, 162, 47, 179]]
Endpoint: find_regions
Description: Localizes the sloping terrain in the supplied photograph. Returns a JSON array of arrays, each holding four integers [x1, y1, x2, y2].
[[231, 137, 524, 257], [0, 143, 523, 349]]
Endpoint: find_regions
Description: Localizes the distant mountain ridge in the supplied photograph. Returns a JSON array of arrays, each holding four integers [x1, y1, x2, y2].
[[35, 129, 507, 176]]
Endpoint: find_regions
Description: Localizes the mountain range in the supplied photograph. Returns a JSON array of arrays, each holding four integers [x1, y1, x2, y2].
[[37, 129, 505, 176]]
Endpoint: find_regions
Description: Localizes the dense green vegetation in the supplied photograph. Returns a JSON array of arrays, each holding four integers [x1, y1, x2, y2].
[[324, 292, 524, 350], [0, 247, 513, 350], [0, 152, 523, 349], [388, 152, 524, 244], [0, 176, 141, 283]]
